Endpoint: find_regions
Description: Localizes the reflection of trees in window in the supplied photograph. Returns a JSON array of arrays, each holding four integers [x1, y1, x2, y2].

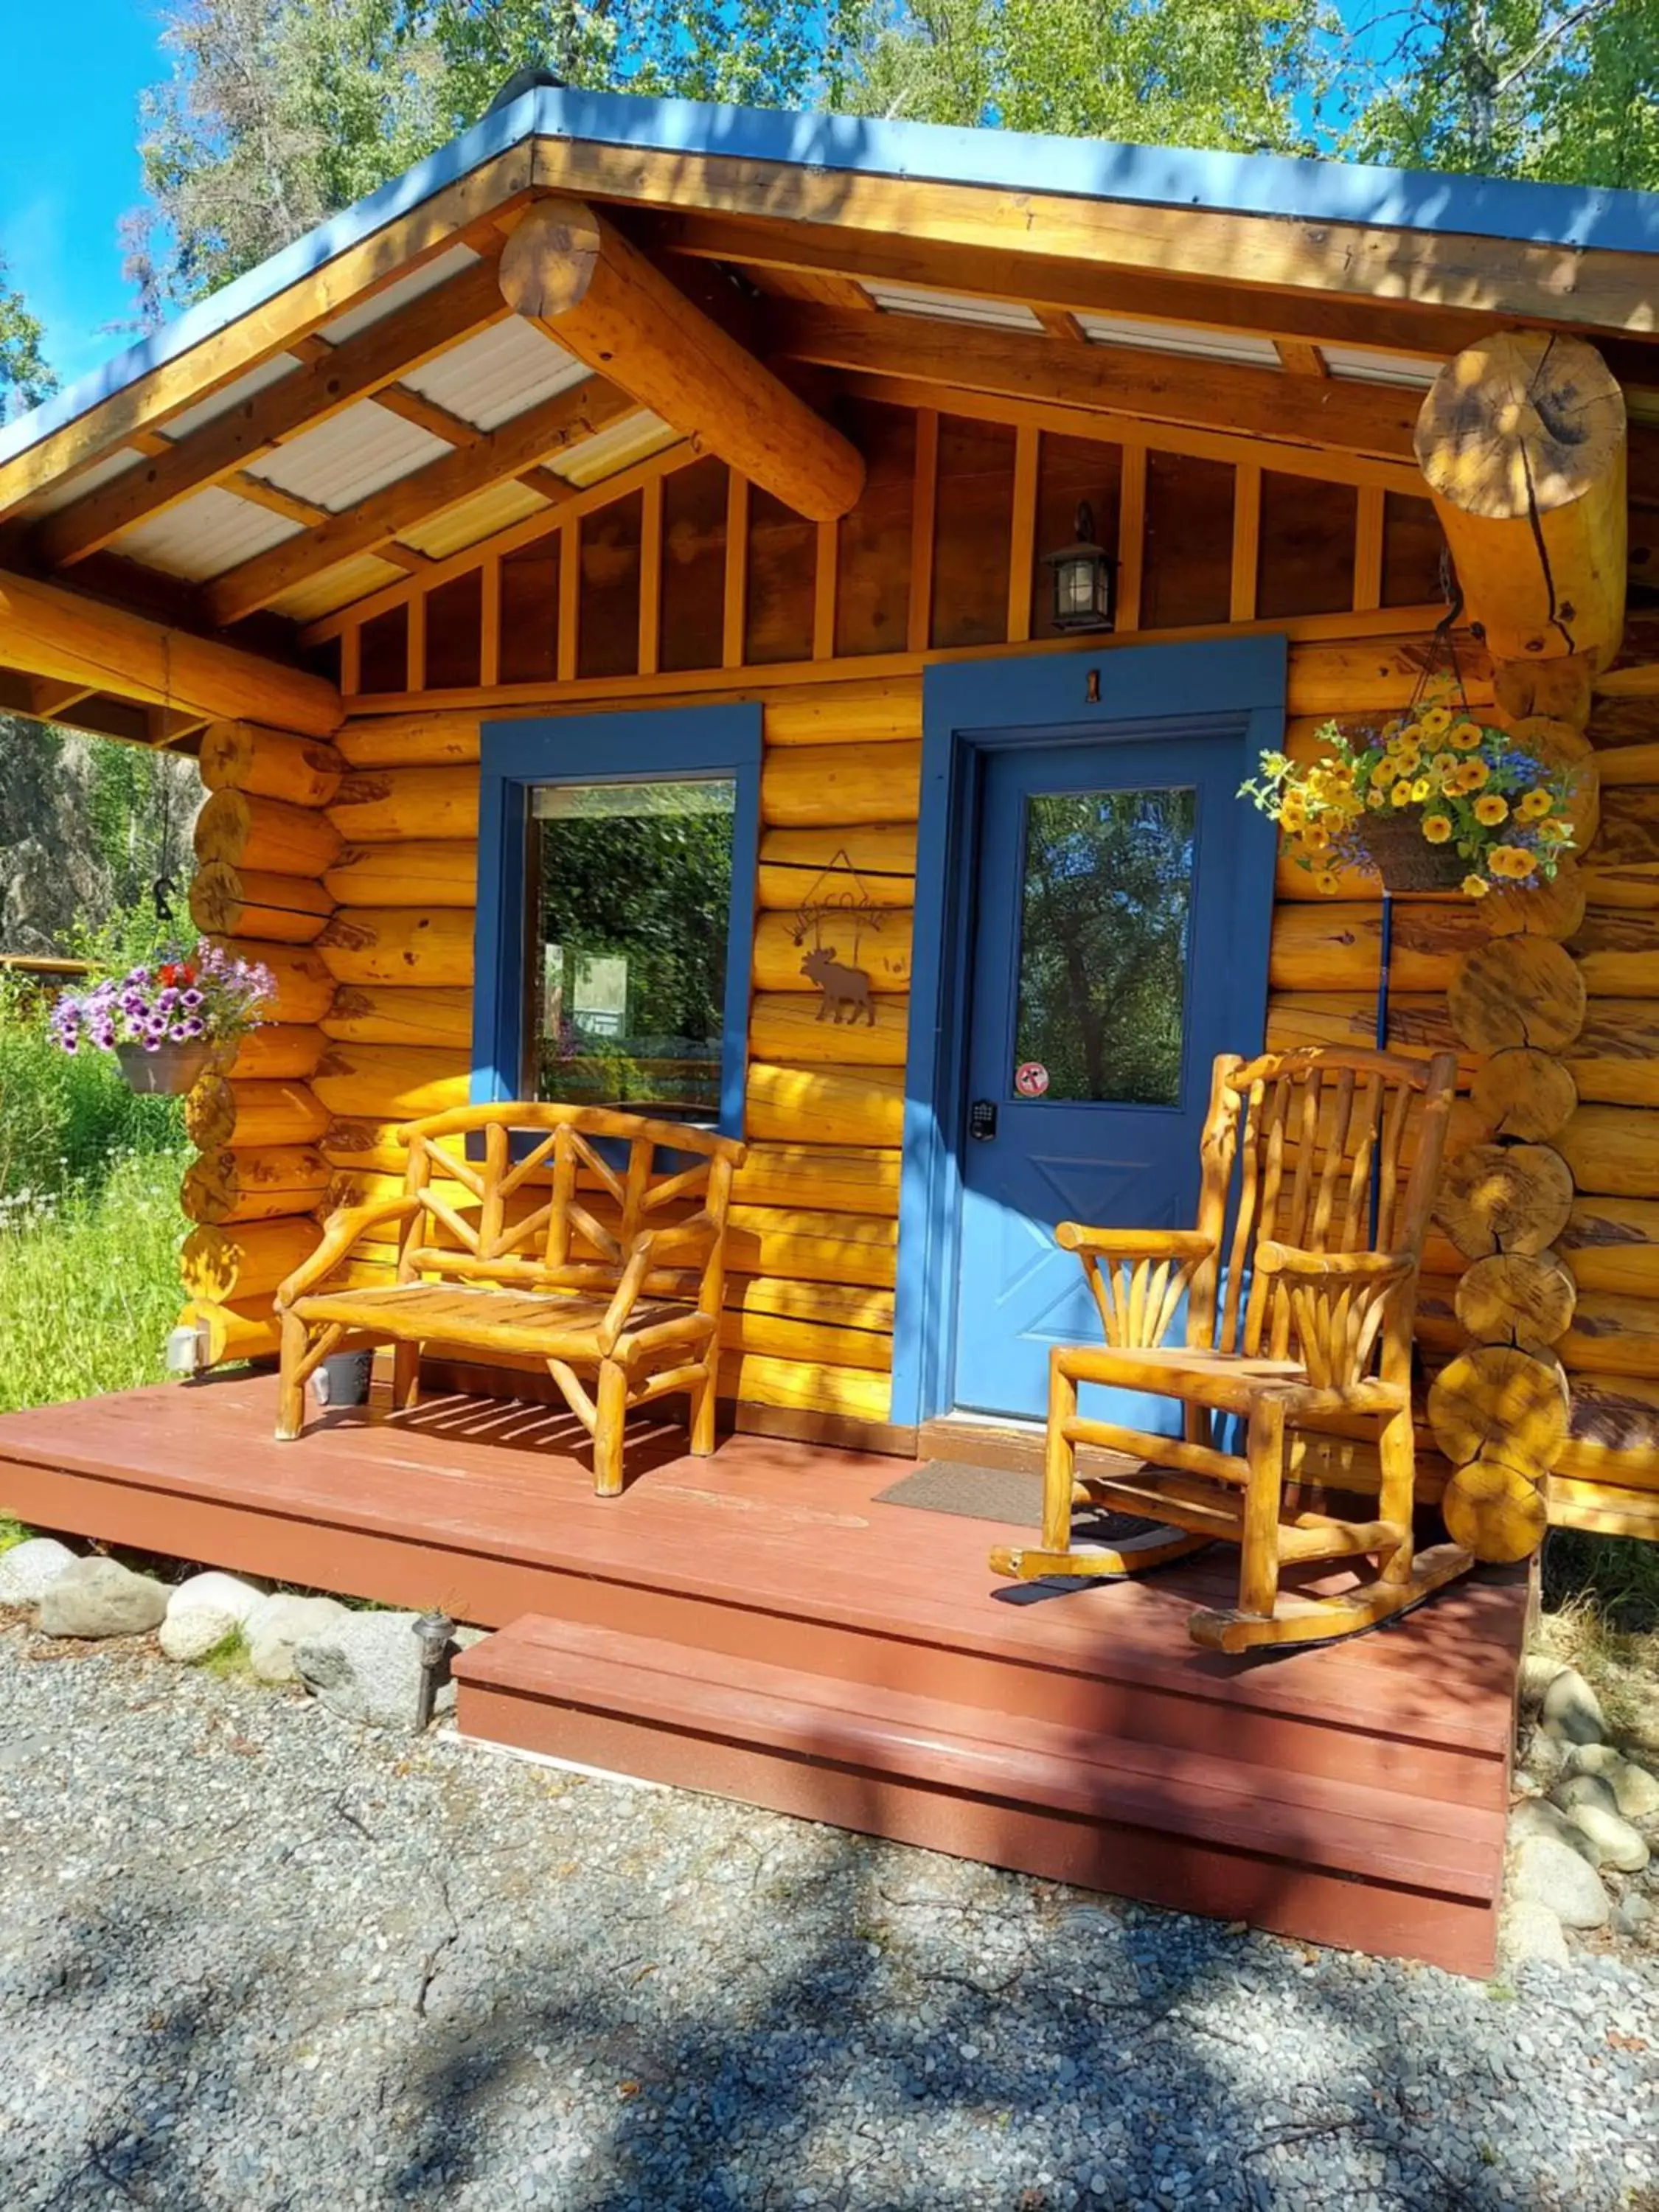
[[531, 780, 734, 1116], [1014, 788, 1195, 1107]]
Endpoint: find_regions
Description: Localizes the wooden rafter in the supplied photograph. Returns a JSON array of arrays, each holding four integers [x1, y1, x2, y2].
[[34, 257, 512, 570], [207, 378, 640, 626], [499, 198, 866, 521], [771, 306, 1421, 467]]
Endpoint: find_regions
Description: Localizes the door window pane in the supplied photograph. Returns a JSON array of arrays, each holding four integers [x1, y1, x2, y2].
[[1012, 787, 1195, 1106], [528, 778, 734, 1119]]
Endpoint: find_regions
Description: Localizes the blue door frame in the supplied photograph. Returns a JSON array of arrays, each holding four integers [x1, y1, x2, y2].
[[891, 638, 1287, 1430]]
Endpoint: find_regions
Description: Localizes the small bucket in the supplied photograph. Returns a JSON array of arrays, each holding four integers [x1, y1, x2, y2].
[[313, 1350, 374, 1408]]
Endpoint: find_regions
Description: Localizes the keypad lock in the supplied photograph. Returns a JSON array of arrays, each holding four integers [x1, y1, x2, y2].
[[969, 1099, 998, 1142]]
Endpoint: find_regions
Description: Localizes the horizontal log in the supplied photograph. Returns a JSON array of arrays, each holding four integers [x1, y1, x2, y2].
[[1557, 1373, 1659, 1486], [1547, 1473, 1659, 1536], [724, 1273, 896, 1334], [731, 1142, 902, 1217], [1484, 863, 1589, 942], [1576, 787, 1659, 906], [1593, 740, 1659, 785], [756, 827, 916, 911], [1434, 1142, 1573, 1259], [1284, 635, 1492, 718], [1455, 1249, 1576, 1356], [208, 940, 336, 1026], [322, 1119, 465, 1177], [224, 1024, 327, 1082], [328, 766, 479, 844], [1267, 902, 1489, 994], [189, 860, 335, 945], [322, 840, 478, 908], [726, 1203, 898, 1290], [180, 1146, 329, 1225], [193, 789, 342, 877], [184, 1077, 331, 1152], [198, 723, 344, 807], [763, 678, 922, 746], [1569, 911, 1659, 995], [719, 1308, 893, 1373], [750, 991, 908, 1068], [1468, 1046, 1577, 1140], [1557, 1196, 1659, 1295], [316, 908, 476, 988], [1557, 1103, 1659, 1197], [1448, 936, 1586, 1054], [310, 1045, 473, 1121], [181, 1218, 323, 1304], [1495, 655, 1594, 727], [1266, 990, 1476, 1077], [334, 714, 481, 769], [717, 1349, 891, 1423], [760, 742, 922, 830], [321, 986, 475, 1048], [1557, 1290, 1659, 1378], [1427, 1344, 1568, 1479], [753, 908, 912, 994], [1411, 1276, 1464, 1355], [180, 1298, 282, 1367], [1561, 999, 1659, 1105]]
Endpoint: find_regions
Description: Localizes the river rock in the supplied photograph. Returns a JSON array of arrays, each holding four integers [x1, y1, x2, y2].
[[1512, 1835, 1610, 1929], [1614, 1891, 1653, 1938], [245, 1593, 349, 1683], [37, 1557, 168, 1639], [1565, 1801, 1650, 1874], [0, 1537, 78, 1604], [1500, 1896, 1571, 1968], [293, 1610, 456, 1732], [1608, 1760, 1659, 1822], [1518, 1652, 1567, 1711], [158, 1571, 268, 1662], [1509, 1798, 1599, 1862], [1553, 1772, 1621, 1818], [1540, 1667, 1604, 1745]]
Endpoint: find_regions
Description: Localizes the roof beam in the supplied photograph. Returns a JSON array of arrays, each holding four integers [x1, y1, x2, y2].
[[0, 566, 342, 733], [499, 197, 865, 521], [206, 375, 639, 626], [34, 257, 512, 570], [770, 305, 1422, 467]]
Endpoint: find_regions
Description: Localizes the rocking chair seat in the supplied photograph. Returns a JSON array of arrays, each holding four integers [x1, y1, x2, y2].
[[1062, 1343, 1307, 1416]]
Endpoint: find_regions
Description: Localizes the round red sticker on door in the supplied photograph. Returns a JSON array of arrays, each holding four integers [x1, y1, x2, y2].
[[1015, 1061, 1050, 1097]]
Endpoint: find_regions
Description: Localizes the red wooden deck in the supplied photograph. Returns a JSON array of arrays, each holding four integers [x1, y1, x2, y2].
[[0, 1374, 1526, 1975]]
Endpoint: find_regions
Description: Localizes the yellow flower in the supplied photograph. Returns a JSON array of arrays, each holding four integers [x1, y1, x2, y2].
[[1539, 817, 1573, 844], [1366, 790, 1387, 811], [1313, 868, 1341, 895], [1422, 814, 1453, 844], [1391, 780, 1413, 807], [1474, 793, 1510, 827], [1419, 706, 1453, 737], [1458, 759, 1491, 793], [1303, 824, 1332, 853], [1518, 789, 1553, 821], [1399, 721, 1425, 745], [1462, 874, 1490, 899], [1500, 846, 1537, 879], [1411, 776, 1432, 802], [1429, 751, 1458, 782], [1370, 757, 1397, 787], [1449, 720, 1484, 751]]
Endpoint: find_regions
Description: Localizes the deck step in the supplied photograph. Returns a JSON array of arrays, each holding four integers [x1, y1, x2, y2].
[[453, 1614, 1506, 1914]]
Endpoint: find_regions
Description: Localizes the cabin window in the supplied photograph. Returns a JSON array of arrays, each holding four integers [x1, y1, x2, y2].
[[525, 778, 736, 1119], [476, 704, 762, 1137]]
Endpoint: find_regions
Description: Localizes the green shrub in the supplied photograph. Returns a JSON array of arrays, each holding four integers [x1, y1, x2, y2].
[[0, 978, 184, 1206]]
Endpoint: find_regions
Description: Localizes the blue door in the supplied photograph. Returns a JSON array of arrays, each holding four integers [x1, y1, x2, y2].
[[953, 729, 1273, 1421]]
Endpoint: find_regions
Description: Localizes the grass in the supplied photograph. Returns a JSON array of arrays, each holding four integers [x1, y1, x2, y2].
[[0, 1514, 29, 1554], [1537, 1529, 1659, 1754]]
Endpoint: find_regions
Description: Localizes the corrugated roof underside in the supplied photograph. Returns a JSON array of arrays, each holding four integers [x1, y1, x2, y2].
[[1078, 313, 1282, 366], [27, 443, 147, 517], [163, 352, 305, 441], [866, 280, 1044, 332], [317, 244, 481, 347], [398, 477, 552, 559], [112, 485, 303, 579], [400, 319, 591, 431], [266, 552, 411, 622], [550, 411, 678, 486], [246, 400, 452, 510]]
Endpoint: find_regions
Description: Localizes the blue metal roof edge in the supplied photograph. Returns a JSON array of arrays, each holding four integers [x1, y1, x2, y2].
[[7, 83, 1659, 473]]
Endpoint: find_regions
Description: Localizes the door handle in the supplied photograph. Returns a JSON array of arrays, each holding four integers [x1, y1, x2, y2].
[[969, 1099, 998, 1142]]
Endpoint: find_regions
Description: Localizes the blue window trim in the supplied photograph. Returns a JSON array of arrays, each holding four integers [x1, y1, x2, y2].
[[473, 703, 762, 1138], [891, 636, 1286, 1430]]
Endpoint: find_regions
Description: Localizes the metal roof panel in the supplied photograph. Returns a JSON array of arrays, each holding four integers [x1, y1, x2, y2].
[[397, 477, 552, 559], [1077, 313, 1282, 368], [111, 485, 304, 580], [265, 552, 411, 623], [317, 245, 481, 346], [245, 399, 452, 511], [549, 412, 678, 487], [400, 317, 590, 431], [863, 282, 1044, 333], [163, 352, 305, 440]]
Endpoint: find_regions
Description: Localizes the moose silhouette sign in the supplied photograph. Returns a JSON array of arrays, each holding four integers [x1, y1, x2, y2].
[[789, 847, 884, 1026]]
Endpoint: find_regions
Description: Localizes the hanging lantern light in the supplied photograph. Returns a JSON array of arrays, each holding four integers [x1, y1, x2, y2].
[[1043, 500, 1116, 633]]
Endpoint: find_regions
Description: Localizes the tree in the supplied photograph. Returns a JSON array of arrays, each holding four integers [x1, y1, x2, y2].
[[0, 258, 53, 420], [1336, 0, 1659, 188]]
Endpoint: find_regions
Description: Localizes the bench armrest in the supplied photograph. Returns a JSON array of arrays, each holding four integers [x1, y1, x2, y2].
[[595, 1210, 726, 1354], [276, 1195, 422, 1310]]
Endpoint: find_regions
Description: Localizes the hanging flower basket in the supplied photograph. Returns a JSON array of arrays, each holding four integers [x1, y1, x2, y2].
[[115, 1039, 212, 1096], [1353, 808, 1471, 894], [50, 947, 275, 1091]]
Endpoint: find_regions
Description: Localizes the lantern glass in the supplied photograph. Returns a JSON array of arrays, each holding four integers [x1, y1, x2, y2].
[[1043, 501, 1116, 633]]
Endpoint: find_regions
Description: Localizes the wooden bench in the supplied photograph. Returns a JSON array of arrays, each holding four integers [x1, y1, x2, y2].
[[274, 1103, 745, 1492]]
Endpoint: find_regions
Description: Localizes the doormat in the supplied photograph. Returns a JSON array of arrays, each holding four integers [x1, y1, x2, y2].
[[874, 1460, 1159, 1542]]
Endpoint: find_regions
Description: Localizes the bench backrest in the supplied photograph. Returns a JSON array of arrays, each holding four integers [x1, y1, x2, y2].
[[394, 1103, 744, 1299]]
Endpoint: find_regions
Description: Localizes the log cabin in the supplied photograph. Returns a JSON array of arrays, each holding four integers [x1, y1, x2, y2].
[[2, 83, 1658, 1969]]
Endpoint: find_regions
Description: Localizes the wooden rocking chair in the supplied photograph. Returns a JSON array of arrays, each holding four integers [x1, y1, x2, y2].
[[990, 1046, 1472, 1652]]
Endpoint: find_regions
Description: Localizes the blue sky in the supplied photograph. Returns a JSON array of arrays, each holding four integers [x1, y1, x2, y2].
[[0, 2, 169, 392]]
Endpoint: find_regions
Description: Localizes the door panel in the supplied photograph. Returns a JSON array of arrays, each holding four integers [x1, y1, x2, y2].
[[953, 734, 1266, 1421]]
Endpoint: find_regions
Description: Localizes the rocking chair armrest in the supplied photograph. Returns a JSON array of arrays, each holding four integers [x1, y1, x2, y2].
[[1254, 1242, 1416, 1286], [276, 1195, 424, 1309], [1054, 1225, 1214, 1262]]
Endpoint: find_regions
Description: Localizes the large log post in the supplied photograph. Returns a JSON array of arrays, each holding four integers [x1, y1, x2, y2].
[[1414, 332, 1627, 671], [499, 198, 866, 523]]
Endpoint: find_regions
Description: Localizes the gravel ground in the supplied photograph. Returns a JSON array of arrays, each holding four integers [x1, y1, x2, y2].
[[1, 1616, 1655, 2212]]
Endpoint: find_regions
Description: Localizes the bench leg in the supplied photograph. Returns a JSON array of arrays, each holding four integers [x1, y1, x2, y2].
[[276, 1312, 308, 1441], [391, 1340, 421, 1416], [688, 1355, 717, 1456], [594, 1358, 628, 1498]]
